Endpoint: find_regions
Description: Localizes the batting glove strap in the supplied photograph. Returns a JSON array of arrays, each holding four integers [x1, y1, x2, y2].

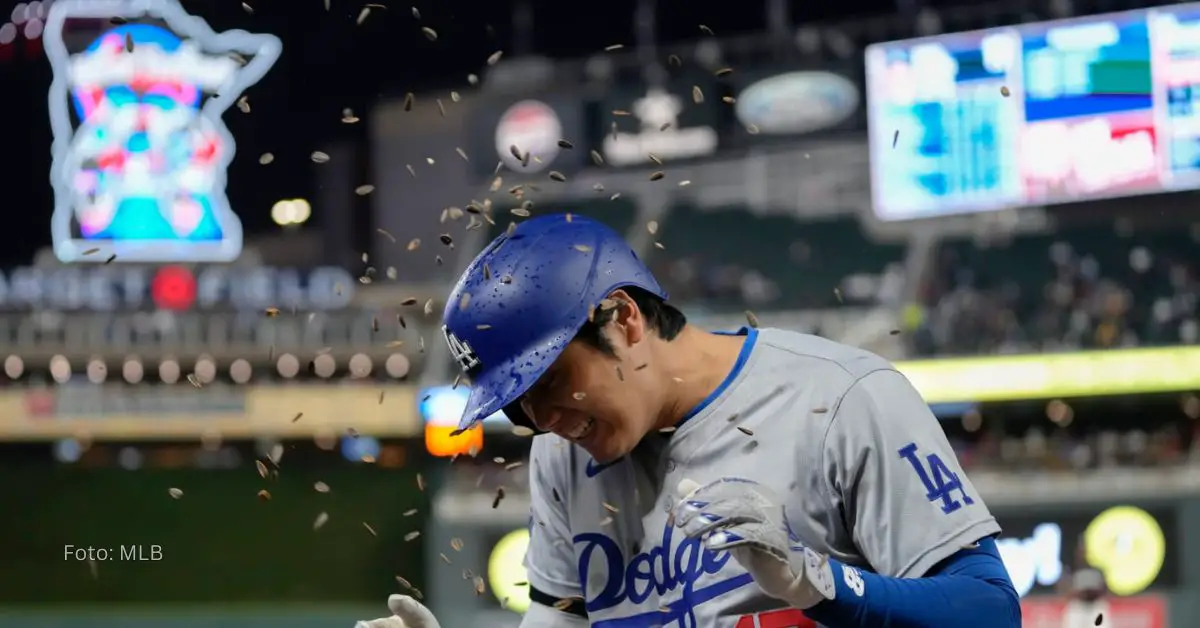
[[791, 546, 838, 609]]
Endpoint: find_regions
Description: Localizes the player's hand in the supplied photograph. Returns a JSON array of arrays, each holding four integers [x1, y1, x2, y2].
[[354, 595, 442, 628], [673, 478, 837, 610]]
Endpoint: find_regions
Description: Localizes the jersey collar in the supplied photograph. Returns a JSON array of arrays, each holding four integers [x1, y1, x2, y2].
[[585, 327, 760, 478]]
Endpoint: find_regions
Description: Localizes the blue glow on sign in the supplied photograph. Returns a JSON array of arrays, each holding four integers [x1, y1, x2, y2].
[[419, 386, 508, 429]]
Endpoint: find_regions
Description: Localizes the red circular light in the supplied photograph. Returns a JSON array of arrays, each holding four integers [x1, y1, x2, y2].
[[151, 266, 196, 311]]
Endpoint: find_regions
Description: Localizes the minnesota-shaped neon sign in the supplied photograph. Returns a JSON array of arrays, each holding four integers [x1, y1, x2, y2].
[[44, 0, 281, 263]]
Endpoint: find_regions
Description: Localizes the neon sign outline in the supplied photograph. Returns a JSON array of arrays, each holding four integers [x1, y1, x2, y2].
[[43, 0, 282, 263]]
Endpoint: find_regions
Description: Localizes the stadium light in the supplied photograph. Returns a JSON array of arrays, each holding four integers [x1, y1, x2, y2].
[[271, 198, 311, 226]]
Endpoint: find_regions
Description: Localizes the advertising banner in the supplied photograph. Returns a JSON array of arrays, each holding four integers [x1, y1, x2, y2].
[[467, 93, 586, 178], [727, 64, 863, 147], [1021, 595, 1168, 628], [0, 264, 356, 312], [595, 72, 721, 168], [44, 0, 281, 263], [2, 385, 421, 439], [994, 504, 1178, 598]]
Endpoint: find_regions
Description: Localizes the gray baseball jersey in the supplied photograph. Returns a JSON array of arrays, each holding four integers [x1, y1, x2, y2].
[[521, 327, 1001, 628]]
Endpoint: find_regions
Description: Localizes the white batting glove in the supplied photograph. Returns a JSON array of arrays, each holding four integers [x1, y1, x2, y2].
[[354, 595, 442, 628], [674, 478, 838, 610]]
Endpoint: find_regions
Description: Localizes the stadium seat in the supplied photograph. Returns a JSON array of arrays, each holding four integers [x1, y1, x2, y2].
[[650, 205, 905, 311], [922, 220, 1200, 355]]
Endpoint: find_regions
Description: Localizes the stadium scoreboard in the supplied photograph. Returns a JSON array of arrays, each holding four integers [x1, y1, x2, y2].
[[867, 3, 1200, 220]]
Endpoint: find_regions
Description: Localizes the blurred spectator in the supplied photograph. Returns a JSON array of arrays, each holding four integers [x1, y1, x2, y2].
[[914, 220, 1200, 357]]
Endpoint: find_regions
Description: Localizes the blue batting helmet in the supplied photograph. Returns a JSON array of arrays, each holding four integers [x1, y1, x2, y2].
[[441, 213, 666, 431]]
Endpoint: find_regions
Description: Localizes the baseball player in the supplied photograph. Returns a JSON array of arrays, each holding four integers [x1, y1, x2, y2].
[[358, 214, 1020, 628]]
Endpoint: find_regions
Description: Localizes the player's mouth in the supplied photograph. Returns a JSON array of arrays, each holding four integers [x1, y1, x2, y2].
[[566, 417, 596, 442]]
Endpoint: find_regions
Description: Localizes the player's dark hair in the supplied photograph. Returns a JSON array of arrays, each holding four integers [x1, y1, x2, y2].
[[574, 286, 686, 356]]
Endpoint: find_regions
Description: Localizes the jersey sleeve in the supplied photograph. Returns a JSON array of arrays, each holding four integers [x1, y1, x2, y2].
[[524, 436, 583, 600], [819, 368, 1001, 578]]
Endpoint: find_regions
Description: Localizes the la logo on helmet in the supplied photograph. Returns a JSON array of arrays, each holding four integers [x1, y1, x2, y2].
[[443, 325, 481, 371], [43, 0, 282, 263]]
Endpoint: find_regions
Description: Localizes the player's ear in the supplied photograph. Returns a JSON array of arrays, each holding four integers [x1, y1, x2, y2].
[[606, 289, 645, 346]]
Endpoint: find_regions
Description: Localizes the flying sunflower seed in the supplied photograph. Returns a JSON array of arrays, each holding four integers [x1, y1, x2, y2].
[[573, 244, 592, 252], [363, 522, 377, 536], [647, 220, 659, 235], [699, 24, 714, 35], [405, 530, 422, 542], [257, 489, 271, 501], [406, 238, 421, 251], [549, 171, 566, 182], [604, 44, 624, 51], [417, 473, 426, 491], [355, 184, 375, 196], [242, 2, 254, 14], [168, 488, 184, 499], [649, 171, 665, 181], [737, 426, 754, 436], [236, 96, 251, 113], [403, 92, 414, 111], [1000, 85, 1010, 97], [512, 425, 536, 437], [487, 50, 504, 65], [557, 139, 574, 149], [691, 86, 704, 104], [313, 512, 329, 530], [745, 310, 760, 328], [258, 152, 274, 165], [715, 67, 733, 77], [255, 460, 268, 478], [311, 151, 330, 163], [356, 6, 372, 25], [421, 26, 438, 41], [450, 538, 465, 551]]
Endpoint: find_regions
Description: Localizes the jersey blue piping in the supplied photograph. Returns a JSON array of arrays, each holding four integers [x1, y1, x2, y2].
[[675, 326, 758, 428], [586, 327, 759, 477]]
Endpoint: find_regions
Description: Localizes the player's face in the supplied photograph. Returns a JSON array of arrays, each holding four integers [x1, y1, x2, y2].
[[519, 299, 660, 461]]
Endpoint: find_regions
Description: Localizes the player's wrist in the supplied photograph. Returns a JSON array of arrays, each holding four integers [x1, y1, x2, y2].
[[782, 545, 837, 609]]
